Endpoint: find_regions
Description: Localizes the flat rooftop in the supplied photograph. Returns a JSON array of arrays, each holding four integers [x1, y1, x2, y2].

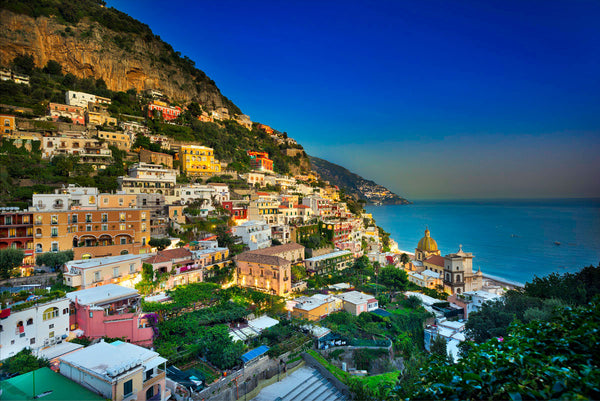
[[60, 340, 165, 380], [335, 291, 376, 305], [305, 249, 352, 262], [65, 254, 141, 270], [66, 284, 139, 306], [1, 367, 105, 400]]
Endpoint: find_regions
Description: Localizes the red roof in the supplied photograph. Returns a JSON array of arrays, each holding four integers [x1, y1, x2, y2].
[[424, 255, 445, 267], [142, 254, 171, 264], [158, 248, 192, 260]]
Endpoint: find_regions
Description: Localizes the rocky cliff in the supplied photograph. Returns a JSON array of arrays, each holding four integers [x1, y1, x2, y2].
[[0, 8, 238, 112]]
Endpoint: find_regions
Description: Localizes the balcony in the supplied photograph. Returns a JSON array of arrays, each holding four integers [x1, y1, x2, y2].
[[144, 370, 166, 388]]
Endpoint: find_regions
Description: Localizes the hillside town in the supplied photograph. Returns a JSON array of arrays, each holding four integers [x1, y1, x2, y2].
[[0, 79, 517, 400], [1, 8, 598, 399]]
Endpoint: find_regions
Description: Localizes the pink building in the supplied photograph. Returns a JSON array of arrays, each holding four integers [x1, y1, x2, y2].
[[66, 284, 153, 346], [48, 103, 86, 125]]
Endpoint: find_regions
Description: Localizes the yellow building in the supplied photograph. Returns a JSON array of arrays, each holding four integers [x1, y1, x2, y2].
[[86, 111, 117, 127], [1, 114, 15, 135], [179, 144, 221, 176], [98, 131, 131, 151], [415, 228, 441, 262]]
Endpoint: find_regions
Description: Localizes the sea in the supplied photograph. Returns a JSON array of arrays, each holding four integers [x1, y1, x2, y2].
[[366, 199, 600, 285]]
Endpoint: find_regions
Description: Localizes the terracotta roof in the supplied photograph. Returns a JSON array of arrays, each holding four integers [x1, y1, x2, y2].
[[424, 255, 445, 267], [296, 204, 310, 209], [247, 243, 305, 256], [158, 248, 192, 260], [142, 254, 171, 264], [236, 252, 290, 267]]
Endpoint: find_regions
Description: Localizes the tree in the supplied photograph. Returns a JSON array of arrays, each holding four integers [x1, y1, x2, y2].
[[0, 248, 24, 279], [379, 266, 408, 292], [1, 348, 49, 375], [35, 250, 73, 271], [430, 334, 447, 357], [400, 253, 410, 266], [43, 60, 62, 76], [11, 54, 35, 75], [149, 237, 171, 251]]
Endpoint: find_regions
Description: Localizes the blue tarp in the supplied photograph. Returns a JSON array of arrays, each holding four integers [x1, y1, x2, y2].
[[240, 345, 270, 363]]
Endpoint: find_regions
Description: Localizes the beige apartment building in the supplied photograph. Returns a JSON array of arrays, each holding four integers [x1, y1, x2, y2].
[[98, 130, 132, 151], [63, 254, 142, 289]]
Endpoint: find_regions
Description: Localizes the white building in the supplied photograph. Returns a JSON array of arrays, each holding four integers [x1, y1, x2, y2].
[[0, 296, 70, 360], [118, 163, 178, 199], [232, 220, 272, 251], [60, 340, 168, 401], [65, 91, 96, 108], [63, 254, 143, 290]]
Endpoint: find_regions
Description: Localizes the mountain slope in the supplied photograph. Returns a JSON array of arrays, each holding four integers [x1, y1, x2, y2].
[[0, 1, 239, 113], [309, 156, 410, 205]]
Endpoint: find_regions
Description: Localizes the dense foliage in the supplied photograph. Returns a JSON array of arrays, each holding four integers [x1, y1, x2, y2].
[[0, 248, 25, 278], [0, 348, 49, 375], [408, 300, 600, 400]]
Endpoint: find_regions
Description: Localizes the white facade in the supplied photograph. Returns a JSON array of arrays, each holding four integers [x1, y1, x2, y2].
[[65, 91, 96, 108], [179, 184, 215, 205], [0, 297, 70, 360], [232, 220, 272, 251]]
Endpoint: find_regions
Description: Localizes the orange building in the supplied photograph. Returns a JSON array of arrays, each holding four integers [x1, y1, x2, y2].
[[247, 151, 274, 172], [33, 209, 150, 259], [139, 148, 173, 168]]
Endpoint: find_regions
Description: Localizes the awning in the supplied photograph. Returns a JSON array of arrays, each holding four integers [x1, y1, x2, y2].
[[145, 356, 168, 370]]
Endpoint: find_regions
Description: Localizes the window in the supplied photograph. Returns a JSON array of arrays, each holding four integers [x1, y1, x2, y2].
[[86, 214, 92, 223], [63, 308, 68, 315], [101, 213, 108, 222], [103, 197, 108, 204], [49, 331, 54, 338], [102, 224, 108, 231], [49, 324, 54, 329], [120, 237, 127, 245], [86, 225, 92, 232], [113, 267, 119, 277], [94, 271, 101, 282], [119, 213, 126, 222], [51, 215, 58, 225], [4, 216, 12, 225], [129, 263, 135, 273], [119, 198, 124, 206], [120, 224, 126, 231], [145, 369, 153, 381], [26, 318, 33, 325], [43, 307, 59, 321], [123, 380, 133, 397], [72, 215, 78, 223], [141, 212, 146, 220], [51, 227, 58, 237], [51, 242, 59, 252]]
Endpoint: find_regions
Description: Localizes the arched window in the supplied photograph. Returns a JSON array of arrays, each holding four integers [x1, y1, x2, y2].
[[36, 244, 43, 253], [26, 318, 33, 325], [456, 274, 461, 283], [43, 307, 59, 321]]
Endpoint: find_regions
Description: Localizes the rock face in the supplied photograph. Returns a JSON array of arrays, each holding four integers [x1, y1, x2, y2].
[[0, 9, 234, 109]]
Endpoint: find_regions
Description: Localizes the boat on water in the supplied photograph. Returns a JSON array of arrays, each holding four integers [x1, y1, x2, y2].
[[554, 241, 561, 246]]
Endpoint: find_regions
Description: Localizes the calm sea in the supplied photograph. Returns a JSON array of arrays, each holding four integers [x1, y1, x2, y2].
[[366, 199, 600, 284]]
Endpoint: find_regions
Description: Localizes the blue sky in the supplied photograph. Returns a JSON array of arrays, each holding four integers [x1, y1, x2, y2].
[[108, 0, 600, 199]]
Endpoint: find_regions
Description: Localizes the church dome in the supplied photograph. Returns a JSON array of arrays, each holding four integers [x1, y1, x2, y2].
[[417, 228, 438, 252]]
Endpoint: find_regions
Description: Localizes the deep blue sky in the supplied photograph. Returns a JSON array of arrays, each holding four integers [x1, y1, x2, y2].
[[108, 0, 600, 199]]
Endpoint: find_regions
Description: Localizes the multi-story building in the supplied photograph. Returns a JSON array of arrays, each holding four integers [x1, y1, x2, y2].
[[121, 121, 150, 136], [139, 149, 173, 168], [408, 269, 443, 289], [66, 284, 153, 345], [0, 208, 34, 265], [232, 220, 272, 251], [0, 296, 70, 360], [235, 252, 291, 296], [148, 100, 181, 121], [32, 208, 150, 259], [40, 134, 112, 165], [48, 103, 85, 125], [179, 144, 221, 176], [234, 114, 252, 130], [97, 130, 131, 150], [246, 243, 305, 264], [65, 91, 105, 108], [256, 124, 274, 134], [1, 114, 15, 134], [245, 172, 266, 187], [146, 134, 172, 150], [247, 198, 281, 225], [443, 245, 483, 295], [247, 151, 273, 172], [86, 109, 117, 127], [0, 68, 29, 85], [63, 254, 143, 290], [118, 163, 178, 198], [271, 224, 291, 244], [304, 249, 353, 276], [335, 291, 378, 316], [60, 340, 168, 401], [222, 201, 248, 222]]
